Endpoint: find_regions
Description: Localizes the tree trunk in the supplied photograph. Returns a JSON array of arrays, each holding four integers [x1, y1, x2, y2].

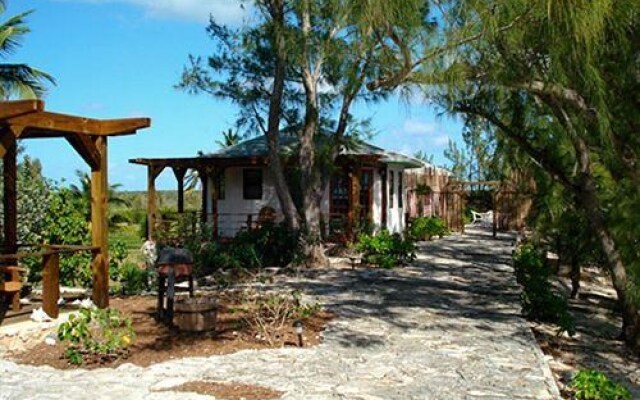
[[569, 255, 580, 299], [264, 0, 300, 231], [569, 127, 640, 350]]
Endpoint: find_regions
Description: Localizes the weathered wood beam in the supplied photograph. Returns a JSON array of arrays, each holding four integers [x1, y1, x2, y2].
[[0, 100, 43, 120], [173, 167, 187, 214], [42, 252, 60, 318], [6, 112, 150, 137], [0, 124, 26, 158], [91, 136, 109, 308], [147, 165, 164, 240], [65, 133, 101, 170], [199, 168, 210, 225], [98, 117, 151, 136]]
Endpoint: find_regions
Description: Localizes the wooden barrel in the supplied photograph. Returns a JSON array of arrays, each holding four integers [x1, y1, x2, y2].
[[174, 296, 217, 332]]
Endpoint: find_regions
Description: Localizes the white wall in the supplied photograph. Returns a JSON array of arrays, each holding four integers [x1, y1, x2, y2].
[[206, 164, 410, 237], [384, 166, 406, 234], [208, 166, 283, 237]]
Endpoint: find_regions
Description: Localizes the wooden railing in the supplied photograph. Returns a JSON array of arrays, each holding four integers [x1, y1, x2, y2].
[[0, 244, 99, 318]]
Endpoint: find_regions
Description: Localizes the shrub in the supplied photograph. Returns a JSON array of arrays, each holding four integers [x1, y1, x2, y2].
[[408, 217, 449, 241], [354, 230, 416, 268], [57, 307, 135, 365], [513, 244, 575, 335], [240, 290, 322, 345], [570, 370, 631, 400], [118, 263, 152, 295]]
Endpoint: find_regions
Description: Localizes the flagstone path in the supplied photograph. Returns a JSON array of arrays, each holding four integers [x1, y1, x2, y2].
[[0, 226, 560, 399]]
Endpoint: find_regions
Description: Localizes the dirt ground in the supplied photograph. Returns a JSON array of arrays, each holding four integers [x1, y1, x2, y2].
[[529, 265, 640, 398], [161, 381, 283, 400], [11, 293, 333, 370]]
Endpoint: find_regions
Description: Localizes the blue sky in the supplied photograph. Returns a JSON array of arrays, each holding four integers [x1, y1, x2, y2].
[[7, 0, 464, 190]]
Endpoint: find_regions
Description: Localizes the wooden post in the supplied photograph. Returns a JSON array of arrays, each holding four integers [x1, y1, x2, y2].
[[173, 167, 186, 214], [199, 168, 209, 226], [42, 252, 60, 318], [347, 166, 361, 239], [91, 136, 109, 308], [147, 165, 162, 240], [380, 167, 387, 228], [211, 169, 219, 239], [3, 135, 17, 254]]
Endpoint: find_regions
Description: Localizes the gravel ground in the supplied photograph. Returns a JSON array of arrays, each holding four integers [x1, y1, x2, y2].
[[0, 226, 560, 400]]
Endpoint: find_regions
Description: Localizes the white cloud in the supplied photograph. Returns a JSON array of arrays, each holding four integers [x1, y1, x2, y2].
[[402, 119, 438, 136], [432, 134, 450, 146], [60, 0, 247, 24]]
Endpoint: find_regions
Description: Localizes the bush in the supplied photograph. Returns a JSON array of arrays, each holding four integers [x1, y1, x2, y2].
[[513, 244, 575, 335], [570, 370, 631, 400], [57, 307, 135, 365], [118, 263, 152, 295], [240, 290, 322, 345], [408, 217, 449, 241], [354, 230, 416, 268], [182, 223, 300, 278]]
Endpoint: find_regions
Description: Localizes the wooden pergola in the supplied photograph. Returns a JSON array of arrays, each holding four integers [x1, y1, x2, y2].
[[0, 100, 150, 313]]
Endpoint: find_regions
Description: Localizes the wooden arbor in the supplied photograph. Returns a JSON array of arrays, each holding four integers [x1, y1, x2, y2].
[[0, 100, 150, 310]]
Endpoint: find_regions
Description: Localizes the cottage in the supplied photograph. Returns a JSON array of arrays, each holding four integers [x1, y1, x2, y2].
[[131, 134, 424, 240]]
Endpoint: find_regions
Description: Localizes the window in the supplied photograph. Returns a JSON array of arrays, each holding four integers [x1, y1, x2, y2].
[[215, 170, 225, 200], [398, 171, 403, 208], [243, 168, 263, 200], [389, 171, 394, 209]]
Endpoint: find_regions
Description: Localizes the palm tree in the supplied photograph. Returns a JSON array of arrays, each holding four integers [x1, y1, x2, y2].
[[184, 129, 240, 190], [215, 128, 240, 148], [70, 170, 130, 221], [0, 0, 55, 99]]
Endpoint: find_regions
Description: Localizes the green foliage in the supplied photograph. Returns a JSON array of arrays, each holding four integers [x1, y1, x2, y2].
[[354, 230, 416, 268], [117, 263, 152, 295], [408, 217, 449, 241], [0, 3, 55, 99], [179, 223, 300, 281], [513, 244, 575, 335], [57, 307, 135, 365], [39, 187, 92, 287], [570, 370, 631, 400]]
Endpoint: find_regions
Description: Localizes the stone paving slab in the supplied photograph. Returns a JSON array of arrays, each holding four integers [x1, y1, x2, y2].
[[0, 226, 560, 399]]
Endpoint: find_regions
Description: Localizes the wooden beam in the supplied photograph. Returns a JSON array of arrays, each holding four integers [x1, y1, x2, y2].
[[199, 168, 209, 225], [6, 111, 150, 137], [98, 117, 151, 136], [173, 167, 186, 214], [0, 124, 26, 158], [91, 136, 109, 308], [42, 252, 60, 318], [380, 167, 387, 228], [147, 165, 163, 240], [3, 135, 17, 255], [0, 100, 43, 120], [65, 133, 101, 169]]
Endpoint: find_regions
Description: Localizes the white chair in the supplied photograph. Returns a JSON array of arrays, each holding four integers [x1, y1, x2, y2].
[[471, 210, 493, 226]]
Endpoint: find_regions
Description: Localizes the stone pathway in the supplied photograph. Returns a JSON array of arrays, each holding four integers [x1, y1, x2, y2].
[[0, 227, 560, 399]]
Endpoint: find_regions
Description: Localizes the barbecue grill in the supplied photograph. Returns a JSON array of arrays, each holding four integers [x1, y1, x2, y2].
[[156, 247, 195, 324]]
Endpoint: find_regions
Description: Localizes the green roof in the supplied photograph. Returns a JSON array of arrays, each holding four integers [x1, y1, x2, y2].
[[206, 134, 424, 168]]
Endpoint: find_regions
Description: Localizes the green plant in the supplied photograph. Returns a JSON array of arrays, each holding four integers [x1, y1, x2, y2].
[[57, 307, 135, 365], [408, 217, 450, 241], [513, 244, 575, 335], [118, 263, 152, 295], [570, 370, 631, 400], [354, 230, 416, 268]]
